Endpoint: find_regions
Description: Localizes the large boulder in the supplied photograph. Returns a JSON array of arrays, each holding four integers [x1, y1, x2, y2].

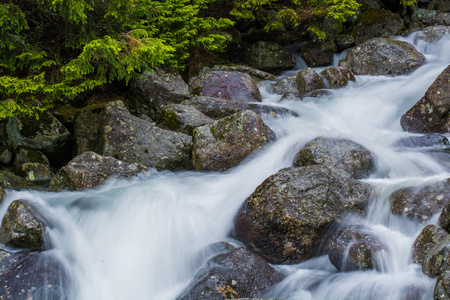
[[156, 104, 214, 135], [298, 41, 338, 67], [293, 137, 375, 179], [272, 75, 303, 101], [202, 65, 277, 82], [339, 38, 426, 76], [4, 113, 72, 167], [242, 41, 296, 75], [178, 248, 283, 300], [328, 225, 386, 271], [349, 9, 403, 44], [189, 71, 262, 103], [192, 110, 275, 172], [49, 151, 147, 190], [181, 96, 248, 120], [74, 103, 106, 156], [0, 249, 69, 299], [319, 66, 356, 89], [296, 68, 326, 95], [129, 69, 190, 120], [96, 101, 193, 171], [417, 26, 450, 43], [233, 165, 372, 264], [0, 200, 47, 249], [410, 9, 450, 28], [401, 65, 450, 133], [390, 180, 450, 223]]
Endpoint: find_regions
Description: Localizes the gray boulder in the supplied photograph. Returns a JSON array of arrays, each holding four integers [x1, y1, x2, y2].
[[401, 65, 450, 133], [439, 196, 450, 232], [233, 165, 372, 264], [178, 248, 283, 300], [49, 151, 147, 191], [298, 41, 338, 67], [335, 34, 356, 52], [0, 249, 69, 299], [96, 101, 193, 171], [328, 225, 386, 271], [130, 69, 189, 120], [390, 180, 450, 223], [242, 41, 296, 75], [296, 68, 326, 95], [339, 38, 426, 76], [272, 75, 303, 101], [156, 104, 214, 135], [189, 71, 262, 103], [417, 26, 450, 43], [202, 65, 277, 81], [293, 137, 375, 179], [320, 66, 356, 89], [181, 96, 248, 120], [74, 103, 106, 156], [349, 9, 403, 44], [434, 271, 450, 300], [410, 9, 450, 28], [192, 110, 275, 172], [0, 200, 47, 249]]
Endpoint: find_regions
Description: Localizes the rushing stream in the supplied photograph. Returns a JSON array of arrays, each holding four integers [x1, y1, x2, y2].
[[1, 31, 450, 300]]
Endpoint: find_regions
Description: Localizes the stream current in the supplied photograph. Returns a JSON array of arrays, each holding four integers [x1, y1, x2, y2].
[[1, 31, 450, 300]]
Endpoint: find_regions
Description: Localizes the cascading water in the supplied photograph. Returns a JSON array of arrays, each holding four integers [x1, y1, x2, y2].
[[1, 30, 449, 300]]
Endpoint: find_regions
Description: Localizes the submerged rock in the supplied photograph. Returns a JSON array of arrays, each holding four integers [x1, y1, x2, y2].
[[189, 71, 262, 103], [328, 225, 386, 271], [339, 38, 426, 76], [293, 137, 375, 179], [390, 180, 450, 223], [156, 103, 214, 135], [49, 151, 147, 190], [234, 165, 372, 264], [401, 65, 450, 133], [0, 249, 69, 299], [178, 248, 283, 300], [96, 101, 192, 171], [243, 41, 296, 75], [192, 110, 275, 172], [0, 200, 47, 249]]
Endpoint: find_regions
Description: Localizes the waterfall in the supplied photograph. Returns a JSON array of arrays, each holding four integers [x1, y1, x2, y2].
[[1, 31, 449, 300]]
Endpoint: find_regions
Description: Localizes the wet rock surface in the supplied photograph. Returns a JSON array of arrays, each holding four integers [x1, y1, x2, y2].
[[242, 41, 296, 75], [296, 68, 326, 95], [434, 270, 450, 300], [272, 75, 303, 101], [13, 163, 54, 184], [156, 103, 214, 135], [233, 165, 372, 264], [0, 170, 37, 190], [339, 38, 426, 76], [319, 66, 356, 89], [328, 225, 386, 271], [189, 71, 262, 103], [181, 96, 248, 120], [192, 110, 275, 172], [395, 133, 449, 148], [293, 137, 375, 179], [0, 200, 47, 249], [202, 65, 277, 82], [96, 101, 192, 171], [178, 247, 283, 300], [390, 180, 450, 223], [130, 69, 189, 120], [49, 151, 147, 190], [298, 41, 338, 67], [0, 249, 69, 300], [417, 25, 450, 43], [401, 64, 450, 133]]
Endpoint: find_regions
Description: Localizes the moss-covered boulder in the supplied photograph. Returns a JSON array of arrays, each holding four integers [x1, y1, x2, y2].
[[178, 248, 283, 300], [96, 101, 193, 171], [296, 68, 326, 95], [50, 151, 147, 190], [233, 165, 372, 264], [401, 65, 450, 133], [328, 225, 386, 271], [192, 110, 274, 172], [349, 9, 403, 44], [293, 137, 375, 179], [156, 103, 214, 135], [410, 9, 450, 28], [272, 75, 303, 101], [0, 200, 47, 249], [242, 41, 296, 75], [0, 249, 69, 299], [298, 41, 338, 67], [339, 38, 426, 76], [130, 68, 190, 120], [13, 163, 54, 184], [0, 170, 37, 190], [189, 71, 262, 103], [320, 66, 356, 89], [390, 180, 450, 223]]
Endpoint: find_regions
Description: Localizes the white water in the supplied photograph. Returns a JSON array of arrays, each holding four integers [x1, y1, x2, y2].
[[1, 31, 450, 300]]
